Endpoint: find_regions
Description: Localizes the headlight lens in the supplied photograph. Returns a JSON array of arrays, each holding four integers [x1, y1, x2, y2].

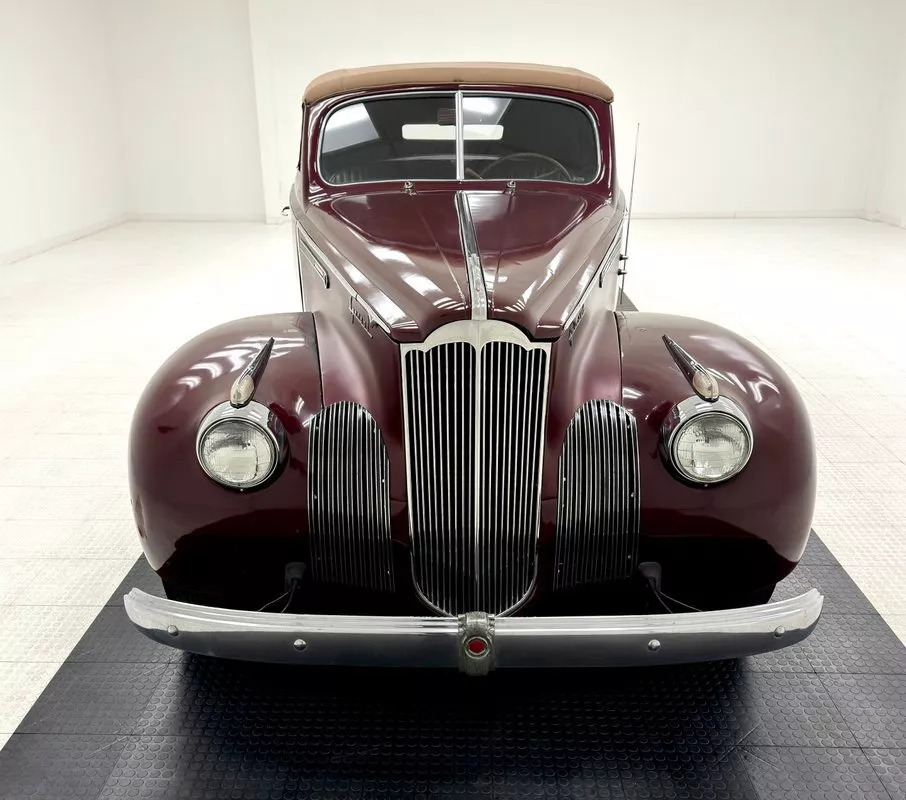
[[672, 412, 751, 483], [196, 401, 283, 489]]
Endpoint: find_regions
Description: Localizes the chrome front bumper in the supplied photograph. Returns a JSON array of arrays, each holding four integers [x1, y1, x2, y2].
[[124, 588, 823, 675]]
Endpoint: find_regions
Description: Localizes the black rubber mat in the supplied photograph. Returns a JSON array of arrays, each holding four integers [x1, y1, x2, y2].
[[1, 532, 904, 800]]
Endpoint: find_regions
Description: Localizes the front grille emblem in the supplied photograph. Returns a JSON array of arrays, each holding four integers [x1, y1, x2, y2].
[[458, 611, 495, 676]]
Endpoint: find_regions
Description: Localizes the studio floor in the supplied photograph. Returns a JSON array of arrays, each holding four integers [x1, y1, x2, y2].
[[0, 217, 905, 797]]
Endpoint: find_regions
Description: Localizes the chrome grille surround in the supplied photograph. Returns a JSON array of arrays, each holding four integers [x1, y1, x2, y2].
[[307, 401, 394, 591], [554, 399, 640, 589], [401, 320, 551, 616]]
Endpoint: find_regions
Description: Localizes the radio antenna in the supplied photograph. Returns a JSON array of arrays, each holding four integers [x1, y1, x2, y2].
[[618, 122, 640, 307]]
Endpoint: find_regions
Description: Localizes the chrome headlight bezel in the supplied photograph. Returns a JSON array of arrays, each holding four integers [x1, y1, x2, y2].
[[660, 396, 753, 485], [196, 400, 286, 490]]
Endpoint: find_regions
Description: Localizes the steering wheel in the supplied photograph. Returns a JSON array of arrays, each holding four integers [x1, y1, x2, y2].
[[480, 152, 572, 182]]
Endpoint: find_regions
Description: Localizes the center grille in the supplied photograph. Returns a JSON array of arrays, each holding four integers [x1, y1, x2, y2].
[[402, 323, 550, 616]]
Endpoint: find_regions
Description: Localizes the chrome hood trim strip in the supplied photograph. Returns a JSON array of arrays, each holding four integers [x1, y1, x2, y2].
[[455, 192, 488, 321]]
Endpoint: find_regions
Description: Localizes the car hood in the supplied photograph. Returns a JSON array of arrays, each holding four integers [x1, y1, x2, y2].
[[303, 187, 620, 342]]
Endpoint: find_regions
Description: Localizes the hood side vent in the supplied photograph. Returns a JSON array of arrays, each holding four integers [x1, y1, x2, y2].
[[554, 399, 640, 589], [307, 402, 394, 591]]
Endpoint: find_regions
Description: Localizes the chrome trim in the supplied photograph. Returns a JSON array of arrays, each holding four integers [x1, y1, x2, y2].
[[229, 337, 275, 408], [599, 230, 623, 287], [555, 400, 640, 589], [459, 611, 495, 676], [662, 335, 720, 401], [563, 232, 621, 329], [125, 587, 824, 671], [296, 221, 329, 288], [454, 90, 464, 181], [195, 400, 286, 490], [660, 396, 754, 485], [401, 320, 551, 616], [567, 303, 586, 345], [292, 217, 306, 307], [307, 402, 394, 591], [455, 192, 488, 321], [316, 89, 602, 188], [349, 296, 373, 337], [295, 220, 391, 334]]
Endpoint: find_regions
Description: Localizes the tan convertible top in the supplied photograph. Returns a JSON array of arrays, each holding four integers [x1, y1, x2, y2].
[[303, 62, 614, 105]]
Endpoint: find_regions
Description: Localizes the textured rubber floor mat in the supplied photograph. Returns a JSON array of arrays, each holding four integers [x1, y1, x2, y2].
[[1, 532, 904, 799]]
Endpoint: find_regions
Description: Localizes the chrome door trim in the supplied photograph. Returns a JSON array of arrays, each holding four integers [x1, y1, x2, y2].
[[295, 219, 392, 334], [296, 220, 330, 288], [562, 231, 622, 329]]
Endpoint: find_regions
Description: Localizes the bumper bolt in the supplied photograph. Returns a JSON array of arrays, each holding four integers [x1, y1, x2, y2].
[[293, 638, 307, 651], [773, 626, 785, 638], [647, 639, 661, 652], [166, 625, 179, 637]]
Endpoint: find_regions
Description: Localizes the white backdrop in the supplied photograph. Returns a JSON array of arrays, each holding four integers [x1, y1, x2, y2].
[[0, 0, 124, 262], [872, 11, 906, 228], [247, 0, 902, 222], [2, 0, 906, 262], [105, 0, 265, 222]]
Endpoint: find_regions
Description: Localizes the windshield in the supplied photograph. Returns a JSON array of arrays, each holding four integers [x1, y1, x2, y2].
[[318, 93, 599, 185]]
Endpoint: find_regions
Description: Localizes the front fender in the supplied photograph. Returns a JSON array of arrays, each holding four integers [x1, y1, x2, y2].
[[128, 313, 322, 588], [617, 312, 816, 591]]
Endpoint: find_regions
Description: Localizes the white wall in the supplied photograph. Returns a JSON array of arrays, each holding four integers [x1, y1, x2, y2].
[[104, 0, 265, 221], [2, 0, 904, 258], [248, 0, 897, 222], [871, 3, 906, 228], [0, 0, 125, 263]]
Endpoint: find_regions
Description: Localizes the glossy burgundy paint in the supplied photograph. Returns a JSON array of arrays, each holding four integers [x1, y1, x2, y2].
[[129, 314, 322, 579], [302, 186, 620, 341], [129, 78, 815, 613], [616, 312, 816, 594]]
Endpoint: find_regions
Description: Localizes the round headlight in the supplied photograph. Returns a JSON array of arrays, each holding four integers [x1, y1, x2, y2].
[[196, 401, 282, 489], [662, 397, 753, 485]]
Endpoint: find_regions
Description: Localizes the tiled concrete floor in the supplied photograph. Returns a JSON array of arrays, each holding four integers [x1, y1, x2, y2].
[[0, 218, 903, 738]]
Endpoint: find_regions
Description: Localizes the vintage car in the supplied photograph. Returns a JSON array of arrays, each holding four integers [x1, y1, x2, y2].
[[125, 62, 823, 674]]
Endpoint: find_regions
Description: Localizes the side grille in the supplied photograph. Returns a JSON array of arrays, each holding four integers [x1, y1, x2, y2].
[[554, 399, 640, 589], [307, 402, 394, 591], [403, 326, 550, 617]]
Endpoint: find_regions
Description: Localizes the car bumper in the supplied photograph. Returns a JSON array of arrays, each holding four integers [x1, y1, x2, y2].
[[124, 588, 823, 675]]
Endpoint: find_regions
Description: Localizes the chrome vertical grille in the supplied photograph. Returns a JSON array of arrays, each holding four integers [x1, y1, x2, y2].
[[307, 402, 394, 591], [554, 399, 640, 589], [404, 342, 476, 613], [403, 321, 550, 616], [477, 342, 547, 612]]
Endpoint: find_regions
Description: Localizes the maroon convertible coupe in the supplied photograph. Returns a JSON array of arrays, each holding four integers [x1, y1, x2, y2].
[[125, 63, 823, 674]]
